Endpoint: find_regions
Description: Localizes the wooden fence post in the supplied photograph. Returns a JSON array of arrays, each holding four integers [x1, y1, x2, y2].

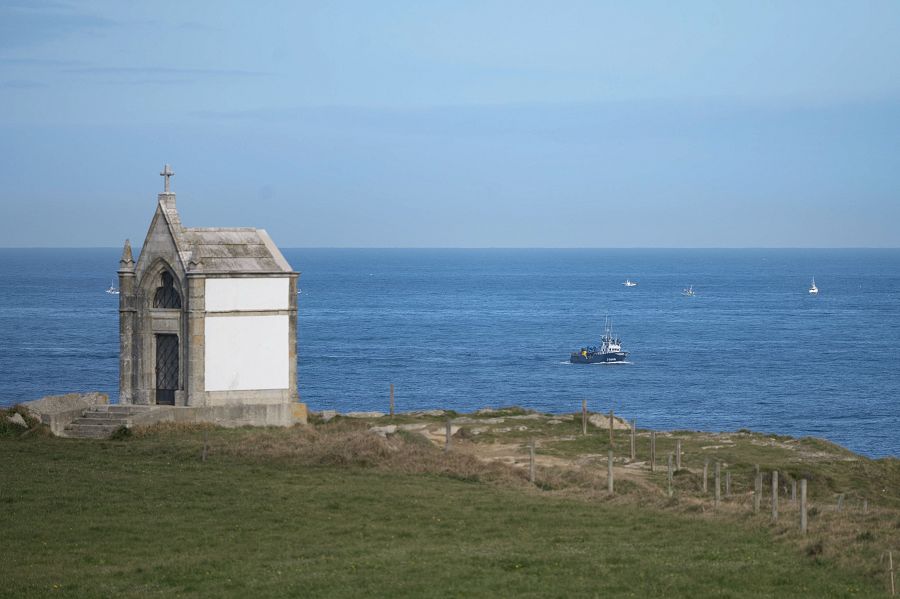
[[201, 430, 208, 462], [837, 493, 844, 512], [529, 438, 536, 484], [675, 439, 682, 471], [667, 453, 674, 497], [888, 551, 896, 597], [650, 432, 656, 473], [608, 450, 614, 494], [582, 400, 587, 436], [714, 461, 721, 509], [725, 471, 732, 498], [630, 420, 636, 461], [609, 409, 614, 447], [754, 472, 762, 514], [771, 470, 779, 522], [703, 459, 709, 493], [389, 383, 394, 417], [666, 453, 674, 497], [445, 420, 452, 451], [863, 499, 868, 514], [800, 479, 807, 534]]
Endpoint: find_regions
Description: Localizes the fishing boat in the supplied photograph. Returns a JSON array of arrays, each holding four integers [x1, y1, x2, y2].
[[570, 318, 629, 364], [623, 279, 638, 287], [809, 278, 818, 295], [682, 285, 695, 297], [106, 280, 119, 295]]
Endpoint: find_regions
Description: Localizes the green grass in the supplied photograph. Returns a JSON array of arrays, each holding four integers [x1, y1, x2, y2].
[[0, 429, 889, 598]]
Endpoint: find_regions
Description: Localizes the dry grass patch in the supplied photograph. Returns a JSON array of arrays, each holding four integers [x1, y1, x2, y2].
[[132, 420, 531, 487]]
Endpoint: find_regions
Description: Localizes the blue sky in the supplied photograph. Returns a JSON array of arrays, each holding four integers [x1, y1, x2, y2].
[[1, 1, 898, 247]]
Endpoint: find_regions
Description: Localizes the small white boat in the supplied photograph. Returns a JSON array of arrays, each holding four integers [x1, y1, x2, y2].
[[623, 279, 638, 287], [808, 278, 818, 295], [106, 279, 119, 295], [682, 285, 695, 297]]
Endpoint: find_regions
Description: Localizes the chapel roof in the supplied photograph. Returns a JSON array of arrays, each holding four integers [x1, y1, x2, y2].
[[157, 194, 294, 275], [181, 227, 293, 274]]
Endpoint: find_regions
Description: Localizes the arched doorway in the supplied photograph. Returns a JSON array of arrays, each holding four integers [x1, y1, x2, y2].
[[155, 333, 179, 405], [148, 267, 183, 406]]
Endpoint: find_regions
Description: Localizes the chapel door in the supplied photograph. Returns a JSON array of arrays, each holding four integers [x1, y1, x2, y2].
[[155, 334, 179, 405]]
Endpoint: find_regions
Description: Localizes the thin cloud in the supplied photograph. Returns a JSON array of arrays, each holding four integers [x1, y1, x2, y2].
[[177, 20, 219, 32], [1, 0, 74, 9], [0, 2, 114, 50], [1, 60, 264, 85], [64, 66, 268, 78], [190, 107, 303, 121], [0, 79, 46, 89], [0, 57, 87, 67], [91, 77, 197, 86]]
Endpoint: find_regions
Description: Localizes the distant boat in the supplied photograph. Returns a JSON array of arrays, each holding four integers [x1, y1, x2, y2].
[[682, 285, 695, 297], [623, 279, 638, 287], [106, 280, 119, 295], [809, 278, 818, 295]]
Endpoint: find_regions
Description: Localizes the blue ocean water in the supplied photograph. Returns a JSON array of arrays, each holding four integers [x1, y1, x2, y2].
[[0, 248, 897, 458]]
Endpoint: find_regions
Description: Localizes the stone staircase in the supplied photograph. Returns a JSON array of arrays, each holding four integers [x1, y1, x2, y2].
[[62, 405, 155, 439]]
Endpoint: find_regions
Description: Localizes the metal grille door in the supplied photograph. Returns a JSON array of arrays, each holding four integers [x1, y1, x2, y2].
[[155, 334, 179, 405]]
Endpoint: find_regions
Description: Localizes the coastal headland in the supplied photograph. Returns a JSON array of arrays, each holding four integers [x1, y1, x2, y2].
[[2, 405, 897, 597]]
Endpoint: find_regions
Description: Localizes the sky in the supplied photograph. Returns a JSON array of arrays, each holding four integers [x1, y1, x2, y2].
[[1, 1, 899, 248]]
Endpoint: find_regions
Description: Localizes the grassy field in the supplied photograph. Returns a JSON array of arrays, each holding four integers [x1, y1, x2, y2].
[[0, 419, 893, 598]]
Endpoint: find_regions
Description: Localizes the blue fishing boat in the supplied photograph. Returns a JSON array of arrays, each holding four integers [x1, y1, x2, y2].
[[570, 318, 629, 364]]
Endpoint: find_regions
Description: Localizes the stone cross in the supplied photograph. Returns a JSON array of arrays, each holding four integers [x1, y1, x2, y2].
[[160, 164, 174, 193]]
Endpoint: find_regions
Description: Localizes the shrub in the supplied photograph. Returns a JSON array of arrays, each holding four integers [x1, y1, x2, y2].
[[109, 425, 133, 440], [805, 540, 824, 557], [1, 405, 43, 437]]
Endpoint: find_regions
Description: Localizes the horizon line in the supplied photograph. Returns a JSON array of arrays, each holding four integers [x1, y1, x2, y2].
[[2, 246, 899, 251]]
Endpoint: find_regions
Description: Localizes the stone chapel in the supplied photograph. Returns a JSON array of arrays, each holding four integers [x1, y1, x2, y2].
[[116, 165, 299, 426]]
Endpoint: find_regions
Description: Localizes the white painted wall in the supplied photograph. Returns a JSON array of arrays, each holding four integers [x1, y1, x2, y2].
[[204, 315, 289, 391], [205, 278, 289, 312]]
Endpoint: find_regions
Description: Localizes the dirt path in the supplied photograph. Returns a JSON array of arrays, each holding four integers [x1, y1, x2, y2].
[[419, 422, 657, 491]]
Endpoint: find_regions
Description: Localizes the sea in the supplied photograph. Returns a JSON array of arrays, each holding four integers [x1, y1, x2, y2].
[[0, 248, 897, 458]]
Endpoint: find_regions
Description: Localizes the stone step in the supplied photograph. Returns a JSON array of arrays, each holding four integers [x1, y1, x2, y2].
[[70, 416, 129, 426], [78, 411, 131, 420], [61, 404, 160, 439], [62, 422, 126, 439], [90, 405, 153, 414]]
